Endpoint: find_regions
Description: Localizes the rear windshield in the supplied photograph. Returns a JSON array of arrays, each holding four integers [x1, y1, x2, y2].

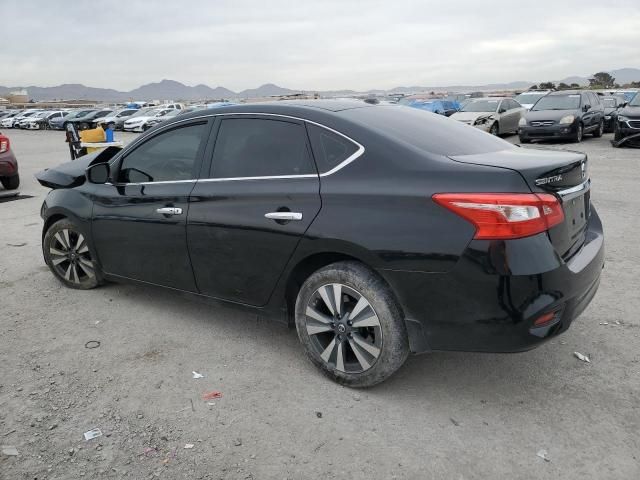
[[341, 105, 513, 156]]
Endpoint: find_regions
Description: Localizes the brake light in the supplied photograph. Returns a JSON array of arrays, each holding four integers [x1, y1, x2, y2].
[[0, 136, 8, 153], [432, 193, 564, 240]]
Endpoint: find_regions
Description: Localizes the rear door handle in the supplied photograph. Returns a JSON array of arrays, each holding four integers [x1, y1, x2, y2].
[[265, 212, 303, 221], [156, 207, 183, 215]]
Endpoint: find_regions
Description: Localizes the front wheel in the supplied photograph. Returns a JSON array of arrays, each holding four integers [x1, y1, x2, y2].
[[1, 174, 19, 190], [295, 261, 409, 387], [489, 122, 499, 136], [43, 219, 101, 290], [573, 123, 583, 143], [593, 120, 604, 138]]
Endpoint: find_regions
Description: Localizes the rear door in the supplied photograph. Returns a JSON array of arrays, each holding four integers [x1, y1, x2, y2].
[[187, 115, 321, 306], [91, 120, 211, 290]]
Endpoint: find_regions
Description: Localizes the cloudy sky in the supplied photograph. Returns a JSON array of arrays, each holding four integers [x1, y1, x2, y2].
[[1, 0, 639, 91]]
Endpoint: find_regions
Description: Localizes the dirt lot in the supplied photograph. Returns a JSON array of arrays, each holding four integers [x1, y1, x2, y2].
[[1, 128, 639, 479]]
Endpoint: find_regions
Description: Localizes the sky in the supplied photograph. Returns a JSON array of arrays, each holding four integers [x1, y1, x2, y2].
[[1, 0, 639, 92]]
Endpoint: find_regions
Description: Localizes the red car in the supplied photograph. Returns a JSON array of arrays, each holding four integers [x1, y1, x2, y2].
[[0, 132, 19, 190]]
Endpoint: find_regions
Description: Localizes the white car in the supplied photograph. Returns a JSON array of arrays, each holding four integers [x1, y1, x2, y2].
[[22, 111, 67, 130], [513, 90, 553, 110], [99, 108, 138, 126], [123, 108, 173, 132], [2, 110, 39, 128], [450, 98, 525, 135]]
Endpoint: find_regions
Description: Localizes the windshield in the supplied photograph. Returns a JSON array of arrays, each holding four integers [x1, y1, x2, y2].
[[629, 94, 640, 107], [117, 109, 136, 117], [532, 94, 581, 111], [131, 108, 155, 117], [461, 100, 499, 112], [515, 93, 546, 105], [603, 98, 617, 108]]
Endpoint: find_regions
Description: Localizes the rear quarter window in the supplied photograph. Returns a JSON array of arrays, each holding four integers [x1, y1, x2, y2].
[[341, 106, 513, 156], [306, 123, 360, 173]]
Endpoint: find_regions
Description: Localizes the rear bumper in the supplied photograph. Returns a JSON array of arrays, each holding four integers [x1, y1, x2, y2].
[[519, 123, 577, 141], [380, 209, 604, 354]]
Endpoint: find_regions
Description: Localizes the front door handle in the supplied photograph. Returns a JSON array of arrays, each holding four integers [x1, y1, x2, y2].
[[265, 211, 303, 221], [156, 207, 183, 215]]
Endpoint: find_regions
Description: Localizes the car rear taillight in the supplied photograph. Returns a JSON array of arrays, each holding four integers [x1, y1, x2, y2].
[[0, 136, 9, 153], [432, 193, 564, 240]]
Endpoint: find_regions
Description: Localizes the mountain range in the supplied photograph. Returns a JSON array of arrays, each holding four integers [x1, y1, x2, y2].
[[1, 68, 638, 102]]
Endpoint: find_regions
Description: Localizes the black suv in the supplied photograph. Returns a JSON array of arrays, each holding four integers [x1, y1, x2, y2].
[[518, 91, 605, 143], [614, 92, 640, 146]]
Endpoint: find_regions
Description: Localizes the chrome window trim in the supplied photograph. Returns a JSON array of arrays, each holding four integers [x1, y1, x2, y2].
[[108, 112, 365, 185], [557, 179, 590, 197]]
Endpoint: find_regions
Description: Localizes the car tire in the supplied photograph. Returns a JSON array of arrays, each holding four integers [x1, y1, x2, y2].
[[43, 218, 102, 290], [294, 261, 409, 387], [489, 122, 499, 136], [573, 123, 583, 143], [0, 174, 19, 190], [614, 123, 623, 142], [593, 120, 604, 138], [519, 137, 530, 144]]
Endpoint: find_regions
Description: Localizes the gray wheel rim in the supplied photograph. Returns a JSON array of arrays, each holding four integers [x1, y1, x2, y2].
[[305, 283, 382, 373], [49, 229, 95, 284]]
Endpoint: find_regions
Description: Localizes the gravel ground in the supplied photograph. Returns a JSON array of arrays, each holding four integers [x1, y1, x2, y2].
[[0, 129, 638, 479]]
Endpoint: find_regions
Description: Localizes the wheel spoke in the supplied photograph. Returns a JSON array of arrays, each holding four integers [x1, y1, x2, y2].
[[62, 229, 71, 250], [347, 295, 369, 321], [54, 232, 69, 250], [352, 332, 381, 358], [351, 314, 380, 328], [306, 322, 333, 336], [64, 264, 72, 281], [332, 284, 342, 317], [52, 257, 67, 266], [49, 247, 67, 257], [348, 338, 371, 370], [320, 338, 337, 363], [77, 259, 95, 278], [318, 286, 335, 315], [306, 306, 332, 325], [336, 341, 345, 372], [76, 234, 89, 253]]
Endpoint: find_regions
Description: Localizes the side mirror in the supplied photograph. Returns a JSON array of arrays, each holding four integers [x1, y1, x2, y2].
[[498, 108, 507, 113], [583, 105, 591, 112], [86, 163, 110, 184]]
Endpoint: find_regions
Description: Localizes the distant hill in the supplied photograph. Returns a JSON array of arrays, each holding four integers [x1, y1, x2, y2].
[[1, 67, 638, 102]]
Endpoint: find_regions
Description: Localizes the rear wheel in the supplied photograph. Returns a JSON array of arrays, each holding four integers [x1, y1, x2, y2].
[[43, 219, 101, 290], [295, 261, 409, 387], [593, 120, 604, 138], [1, 174, 19, 190], [519, 136, 531, 144]]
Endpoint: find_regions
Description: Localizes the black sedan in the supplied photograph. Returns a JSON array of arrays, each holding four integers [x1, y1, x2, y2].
[[35, 101, 604, 386], [518, 90, 605, 143]]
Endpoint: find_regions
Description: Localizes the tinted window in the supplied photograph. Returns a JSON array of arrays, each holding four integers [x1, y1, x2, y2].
[[532, 94, 581, 111], [118, 123, 207, 183], [210, 118, 315, 178], [342, 106, 513, 156], [306, 123, 359, 173]]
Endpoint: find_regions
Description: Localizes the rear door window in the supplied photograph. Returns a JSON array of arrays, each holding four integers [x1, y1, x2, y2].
[[210, 118, 316, 178], [306, 123, 360, 174]]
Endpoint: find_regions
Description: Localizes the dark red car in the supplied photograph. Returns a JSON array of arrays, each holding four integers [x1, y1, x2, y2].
[[0, 132, 19, 190]]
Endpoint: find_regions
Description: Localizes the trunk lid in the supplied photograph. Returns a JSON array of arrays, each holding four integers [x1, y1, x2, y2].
[[449, 147, 589, 259]]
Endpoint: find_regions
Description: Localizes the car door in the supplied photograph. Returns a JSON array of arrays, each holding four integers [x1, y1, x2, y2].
[[187, 115, 321, 306], [91, 119, 212, 290], [581, 93, 595, 130]]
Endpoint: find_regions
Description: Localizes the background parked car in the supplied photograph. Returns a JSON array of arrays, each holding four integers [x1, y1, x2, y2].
[[602, 96, 624, 133], [614, 92, 640, 146], [123, 108, 173, 132], [49, 109, 95, 130], [142, 108, 181, 130], [0, 111, 22, 127], [451, 98, 524, 135], [3, 110, 38, 129], [405, 99, 460, 116], [112, 107, 155, 130], [514, 90, 552, 110], [68, 109, 113, 129], [518, 91, 605, 143], [97, 109, 138, 128], [22, 110, 68, 130], [0, 131, 19, 190]]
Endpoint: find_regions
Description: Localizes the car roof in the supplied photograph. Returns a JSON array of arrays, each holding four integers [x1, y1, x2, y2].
[[548, 90, 583, 96]]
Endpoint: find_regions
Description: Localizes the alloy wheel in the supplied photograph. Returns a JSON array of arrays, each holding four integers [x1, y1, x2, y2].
[[48, 229, 95, 284], [304, 283, 383, 373]]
